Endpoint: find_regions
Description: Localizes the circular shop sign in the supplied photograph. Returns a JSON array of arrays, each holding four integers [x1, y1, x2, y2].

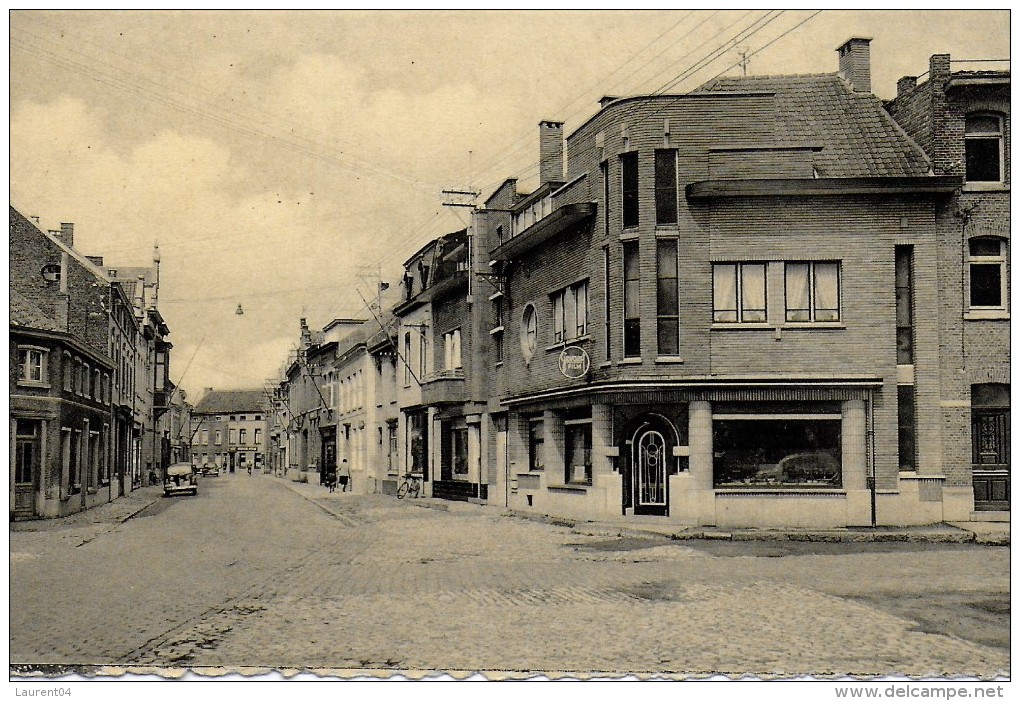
[[558, 346, 591, 379]]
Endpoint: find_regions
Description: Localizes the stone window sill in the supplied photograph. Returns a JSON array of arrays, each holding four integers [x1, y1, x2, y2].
[[962, 182, 1009, 193], [547, 484, 589, 493], [964, 310, 1009, 321]]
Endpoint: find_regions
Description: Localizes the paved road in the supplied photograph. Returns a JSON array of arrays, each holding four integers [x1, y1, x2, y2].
[[10, 473, 1010, 678]]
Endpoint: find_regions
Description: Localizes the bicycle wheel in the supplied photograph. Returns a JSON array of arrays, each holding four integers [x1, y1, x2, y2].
[[409, 480, 421, 498], [397, 481, 409, 499]]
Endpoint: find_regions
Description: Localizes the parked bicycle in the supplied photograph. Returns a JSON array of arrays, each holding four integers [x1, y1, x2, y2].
[[396, 471, 422, 499]]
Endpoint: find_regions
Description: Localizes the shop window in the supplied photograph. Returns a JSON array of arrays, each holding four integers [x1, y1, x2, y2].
[[623, 241, 641, 357], [784, 262, 840, 322], [965, 113, 1004, 183], [713, 414, 842, 488], [656, 239, 679, 355], [565, 421, 592, 485], [713, 263, 767, 323], [552, 280, 589, 343], [621, 152, 639, 228], [452, 427, 469, 476], [655, 149, 678, 225], [968, 238, 1007, 311], [18, 347, 48, 385], [528, 418, 545, 471]]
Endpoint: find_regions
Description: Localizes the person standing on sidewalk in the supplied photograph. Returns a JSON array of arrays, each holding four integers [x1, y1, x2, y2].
[[338, 458, 351, 492]]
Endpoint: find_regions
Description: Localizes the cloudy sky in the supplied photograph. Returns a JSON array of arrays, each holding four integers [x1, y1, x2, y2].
[[9, 10, 1010, 399]]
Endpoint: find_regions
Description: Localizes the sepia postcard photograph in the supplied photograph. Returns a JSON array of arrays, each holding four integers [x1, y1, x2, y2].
[[7, 8, 1011, 692]]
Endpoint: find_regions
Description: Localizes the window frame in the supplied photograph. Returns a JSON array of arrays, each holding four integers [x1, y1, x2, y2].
[[967, 237, 1008, 313], [783, 261, 841, 323], [623, 240, 641, 357], [654, 149, 679, 226], [656, 238, 680, 355], [564, 419, 593, 485], [528, 418, 545, 472], [520, 304, 538, 362], [964, 112, 1005, 184], [18, 346, 49, 386], [621, 151, 639, 228], [713, 262, 768, 324], [550, 279, 589, 345]]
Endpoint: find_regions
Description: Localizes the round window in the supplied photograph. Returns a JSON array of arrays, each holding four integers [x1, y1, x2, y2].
[[520, 304, 538, 362]]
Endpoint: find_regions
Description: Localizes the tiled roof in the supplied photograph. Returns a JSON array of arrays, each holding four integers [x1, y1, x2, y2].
[[194, 389, 266, 415], [9, 288, 62, 332], [695, 73, 932, 178]]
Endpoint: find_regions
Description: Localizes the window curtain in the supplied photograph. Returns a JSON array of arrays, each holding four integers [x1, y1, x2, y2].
[[713, 264, 737, 321], [785, 263, 810, 321], [813, 263, 840, 320], [740, 264, 766, 321]]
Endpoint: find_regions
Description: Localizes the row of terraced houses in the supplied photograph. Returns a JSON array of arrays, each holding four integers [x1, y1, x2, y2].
[[270, 40, 1009, 527], [10, 208, 189, 520]]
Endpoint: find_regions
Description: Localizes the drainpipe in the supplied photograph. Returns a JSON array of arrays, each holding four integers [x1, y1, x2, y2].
[[867, 388, 877, 526]]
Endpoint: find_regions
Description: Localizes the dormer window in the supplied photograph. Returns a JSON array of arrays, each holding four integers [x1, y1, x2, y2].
[[965, 113, 1004, 183]]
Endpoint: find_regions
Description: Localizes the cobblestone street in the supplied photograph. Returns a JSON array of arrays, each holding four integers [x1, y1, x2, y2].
[[10, 473, 1009, 679]]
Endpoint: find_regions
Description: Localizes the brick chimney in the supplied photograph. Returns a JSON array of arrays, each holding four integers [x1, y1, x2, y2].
[[897, 76, 918, 97], [60, 222, 75, 248], [539, 120, 564, 185], [837, 37, 872, 93], [929, 53, 951, 86]]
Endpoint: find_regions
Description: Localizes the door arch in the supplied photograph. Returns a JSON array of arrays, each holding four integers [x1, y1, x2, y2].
[[623, 414, 679, 516]]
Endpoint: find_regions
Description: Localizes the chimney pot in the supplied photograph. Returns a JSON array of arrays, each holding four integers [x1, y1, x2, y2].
[[837, 37, 872, 93], [538, 120, 564, 185]]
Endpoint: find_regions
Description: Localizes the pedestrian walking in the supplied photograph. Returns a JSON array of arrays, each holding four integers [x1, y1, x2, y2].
[[338, 458, 351, 492], [325, 465, 338, 493]]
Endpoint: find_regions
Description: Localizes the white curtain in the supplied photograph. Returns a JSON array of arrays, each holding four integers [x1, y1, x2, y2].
[[785, 262, 810, 321], [814, 263, 840, 320], [713, 264, 737, 321], [741, 264, 766, 321]]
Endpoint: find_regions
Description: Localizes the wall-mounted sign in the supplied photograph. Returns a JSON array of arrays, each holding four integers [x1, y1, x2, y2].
[[558, 346, 590, 379]]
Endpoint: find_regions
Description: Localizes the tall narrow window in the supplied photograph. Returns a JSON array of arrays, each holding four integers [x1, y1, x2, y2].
[[897, 385, 917, 471], [603, 246, 612, 359], [895, 247, 914, 364], [565, 421, 593, 485], [713, 263, 766, 323], [656, 239, 679, 355], [965, 113, 1004, 183], [403, 332, 412, 386], [655, 150, 678, 225], [492, 296, 504, 363], [621, 152, 639, 228], [528, 419, 545, 471], [968, 238, 1007, 310], [600, 161, 610, 237], [443, 329, 462, 370], [623, 241, 641, 357], [419, 334, 428, 379], [785, 261, 840, 322]]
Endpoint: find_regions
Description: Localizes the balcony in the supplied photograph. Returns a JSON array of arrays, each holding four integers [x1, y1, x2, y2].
[[420, 367, 466, 405], [490, 176, 595, 262]]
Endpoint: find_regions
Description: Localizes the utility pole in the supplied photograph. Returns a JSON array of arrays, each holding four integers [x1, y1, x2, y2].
[[738, 49, 749, 76]]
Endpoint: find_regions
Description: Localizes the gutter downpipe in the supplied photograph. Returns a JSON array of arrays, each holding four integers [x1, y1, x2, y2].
[[867, 387, 877, 527]]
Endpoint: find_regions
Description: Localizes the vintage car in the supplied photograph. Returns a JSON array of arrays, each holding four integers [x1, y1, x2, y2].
[[201, 462, 220, 477], [164, 462, 198, 497]]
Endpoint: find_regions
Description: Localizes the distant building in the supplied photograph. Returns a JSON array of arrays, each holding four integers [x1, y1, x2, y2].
[[190, 389, 268, 473]]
